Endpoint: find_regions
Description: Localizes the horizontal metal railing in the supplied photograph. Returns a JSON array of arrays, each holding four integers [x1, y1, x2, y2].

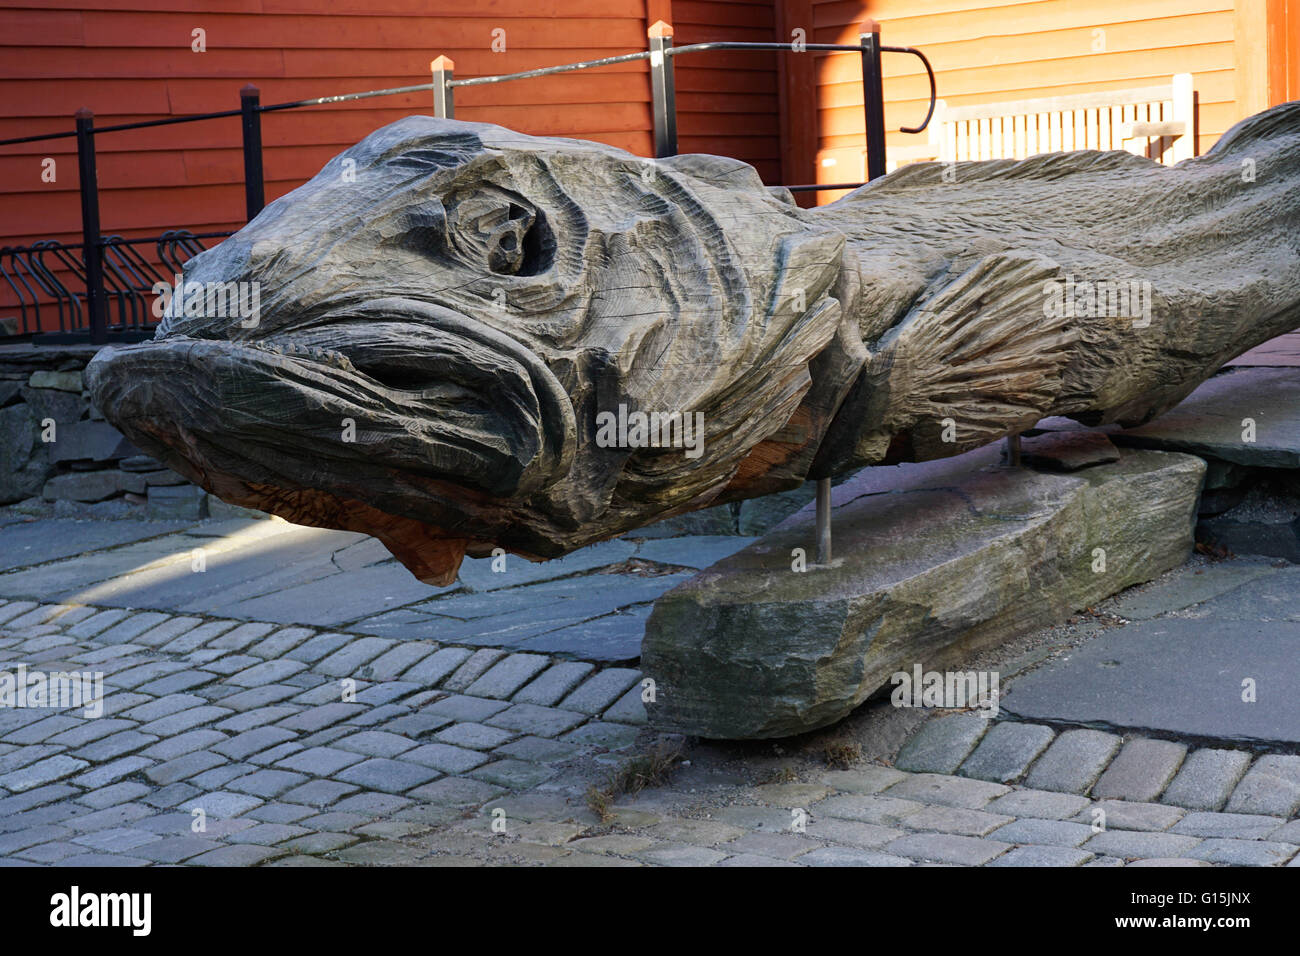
[[0, 19, 934, 347], [0, 231, 231, 339]]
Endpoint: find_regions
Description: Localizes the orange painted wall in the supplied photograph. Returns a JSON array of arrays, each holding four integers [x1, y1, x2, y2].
[[784, 0, 1297, 201], [674, 1, 783, 183], [0, 1, 788, 330], [0, 0, 661, 255]]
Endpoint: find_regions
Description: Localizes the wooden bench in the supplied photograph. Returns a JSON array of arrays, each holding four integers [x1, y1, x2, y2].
[[882, 73, 1196, 172]]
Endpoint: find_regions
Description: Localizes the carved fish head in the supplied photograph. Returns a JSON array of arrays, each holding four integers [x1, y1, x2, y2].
[[87, 117, 852, 584]]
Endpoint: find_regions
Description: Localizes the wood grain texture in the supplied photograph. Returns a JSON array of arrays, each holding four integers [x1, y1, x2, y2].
[[87, 101, 1300, 584]]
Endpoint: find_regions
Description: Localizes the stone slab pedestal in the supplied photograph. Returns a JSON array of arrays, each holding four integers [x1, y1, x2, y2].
[[641, 448, 1206, 740]]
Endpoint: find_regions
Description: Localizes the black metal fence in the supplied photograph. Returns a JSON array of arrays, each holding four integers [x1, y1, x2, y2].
[[0, 19, 933, 346]]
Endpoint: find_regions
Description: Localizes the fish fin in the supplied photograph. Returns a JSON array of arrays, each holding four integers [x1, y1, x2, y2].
[[858, 249, 1076, 460]]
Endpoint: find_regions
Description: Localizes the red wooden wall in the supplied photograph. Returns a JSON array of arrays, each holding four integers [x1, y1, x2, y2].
[[0, 0, 784, 331], [673, 0, 782, 184]]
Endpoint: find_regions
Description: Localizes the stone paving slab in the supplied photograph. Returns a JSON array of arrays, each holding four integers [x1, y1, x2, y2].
[[1108, 366, 1300, 468], [958, 722, 1055, 784], [1161, 748, 1252, 811], [1002, 618, 1300, 746], [894, 714, 988, 774], [0, 519, 193, 573], [1092, 739, 1187, 803], [1024, 729, 1121, 794], [1225, 756, 1300, 817], [3, 475, 1299, 868], [0, 514, 707, 660]]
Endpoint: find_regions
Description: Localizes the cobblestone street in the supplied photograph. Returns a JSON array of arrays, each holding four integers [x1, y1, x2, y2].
[[3, 340, 1299, 868], [1, 540, 1297, 866]]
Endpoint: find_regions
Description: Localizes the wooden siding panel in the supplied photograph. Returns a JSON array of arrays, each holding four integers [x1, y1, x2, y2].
[[0, 1, 668, 330], [796, 0, 1266, 203], [674, 0, 782, 184]]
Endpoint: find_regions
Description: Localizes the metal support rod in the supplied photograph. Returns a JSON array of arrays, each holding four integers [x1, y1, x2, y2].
[[815, 478, 832, 565], [431, 56, 455, 118], [75, 108, 107, 346], [239, 84, 265, 222], [1006, 433, 1022, 467], [648, 21, 678, 159], [859, 19, 887, 182]]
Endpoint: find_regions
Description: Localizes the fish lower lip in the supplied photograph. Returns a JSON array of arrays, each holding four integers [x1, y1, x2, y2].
[[85, 299, 575, 503], [311, 297, 577, 472]]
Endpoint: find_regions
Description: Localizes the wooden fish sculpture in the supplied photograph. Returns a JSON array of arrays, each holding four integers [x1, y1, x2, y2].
[[87, 102, 1300, 585]]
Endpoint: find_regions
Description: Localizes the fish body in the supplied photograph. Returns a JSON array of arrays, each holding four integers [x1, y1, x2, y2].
[[87, 102, 1300, 584]]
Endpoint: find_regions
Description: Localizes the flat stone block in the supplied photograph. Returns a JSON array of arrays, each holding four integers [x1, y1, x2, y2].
[[633, 843, 730, 867], [1003, 620, 1300, 747], [988, 818, 1094, 847], [886, 773, 1010, 809], [406, 776, 504, 807], [559, 667, 643, 714], [985, 789, 1092, 821], [798, 847, 912, 867], [816, 794, 927, 827], [146, 483, 208, 520], [601, 686, 648, 725], [402, 743, 489, 775], [987, 845, 1093, 867], [958, 722, 1055, 784], [442, 648, 507, 692], [511, 662, 595, 706], [895, 714, 989, 774], [48, 420, 135, 464], [884, 832, 1011, 866], [469, 759, 556, 790], [42, 470, 128, 503], [1084, 830, 1202, 859], [1110, 366, 1300, 469], [642, 448, 1203, 738], [1225, 755, 1300, 816], [803, 818, 902, 849], [905, 805, 1013, 837], [1074, 799, 1185, 832], [464, 653, 551, 699], [819, 767, 908, 794], [1171, 811, 1286, 840], [334, 758, 439, 794], [315, 637, 394, 678], [485, 703, 585, 738], [1161, 748, 1253, 811], [1024, 729, 1121, 794], [1187, 838, 1297, 866], [1091, 738, 1186, 802]]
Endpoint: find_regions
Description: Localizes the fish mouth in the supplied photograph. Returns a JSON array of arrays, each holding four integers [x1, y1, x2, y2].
[[85, 297, 575, 584]]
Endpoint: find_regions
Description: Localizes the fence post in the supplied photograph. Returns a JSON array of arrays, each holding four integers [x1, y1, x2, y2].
[[648, 21, 677, 158], [75, 107, 107, 345], [432, 56, 455, 118], [240, 84, 265, 222], [859, 19, 887, 181]]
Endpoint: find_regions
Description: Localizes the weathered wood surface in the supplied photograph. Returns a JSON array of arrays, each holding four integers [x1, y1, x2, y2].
[[87, 102, 1300, 585]]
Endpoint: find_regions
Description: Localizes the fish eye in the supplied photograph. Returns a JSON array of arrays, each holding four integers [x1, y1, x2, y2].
[[444, 188, 553, 277]]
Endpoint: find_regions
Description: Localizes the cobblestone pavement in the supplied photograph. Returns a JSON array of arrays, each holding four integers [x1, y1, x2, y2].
[[0, 514, 757, 661], [2, 596, 1297, 867]]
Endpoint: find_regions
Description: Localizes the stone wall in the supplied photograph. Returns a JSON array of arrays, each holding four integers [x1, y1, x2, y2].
[[0, 343, 258, 521]]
